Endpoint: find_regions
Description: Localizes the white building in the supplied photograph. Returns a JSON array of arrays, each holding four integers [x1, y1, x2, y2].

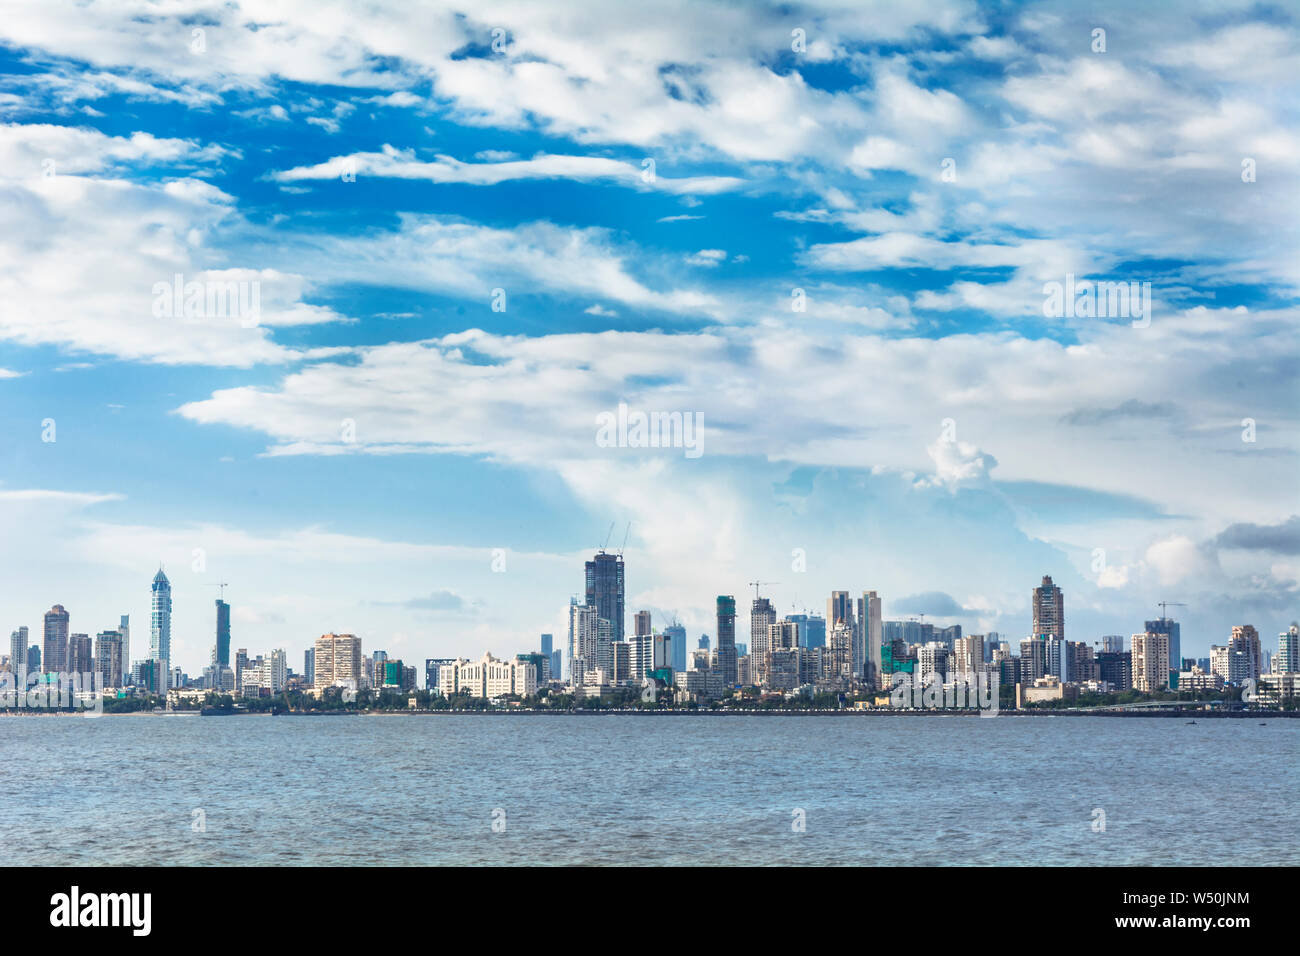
[[439, 652, 537, 699]]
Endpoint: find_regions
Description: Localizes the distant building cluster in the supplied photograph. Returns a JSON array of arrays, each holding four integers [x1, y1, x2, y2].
[[4, 564, 1298, 711]]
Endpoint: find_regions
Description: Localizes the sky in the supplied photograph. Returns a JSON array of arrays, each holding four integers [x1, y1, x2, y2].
[[0, 0, 1297, 677]]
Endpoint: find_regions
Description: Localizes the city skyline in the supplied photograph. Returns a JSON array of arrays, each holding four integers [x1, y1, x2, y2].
[[1, 1, 1296, 676], [6, 557, 1298, 688]]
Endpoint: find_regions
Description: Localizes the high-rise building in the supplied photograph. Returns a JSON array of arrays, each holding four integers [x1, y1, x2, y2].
[[1100, 634, 1125, 653], [95, 630, 123, 688], [665, 622, 687, 673], [1230, 625, 1262, 680], [749, 597, 776, 684], [118, 615, 130, 687], [304, 647, 315, 685], [313, 633, 362, 690], [786, 613, 825, 650], [1278, 624, 1299, 674], [698, 634, 710, 651], [1131, 631, 1170, 693], [859, 591, 882, 685], [634, 611, 651, 638], [715, 596, 737, 686], [952, 634, 984, 675], [214, 598, 231, 668], [67, 633, 93, 676], [826, 621, 853, 683], [9, 626, 28, 686], [827, 591, 854, 633], [568, 600, 600, 681], [150, 568, 172, 678], [540, 633, 553, 659], [42, 605, 69, 674], [1019, 638, 1046, 682], [1096, 651, 1131, 691], [27, 645, 40, 674], [1145, 618, 1180, 686], [1032, 575, 1063, 641], [585, 551, 625, 645]]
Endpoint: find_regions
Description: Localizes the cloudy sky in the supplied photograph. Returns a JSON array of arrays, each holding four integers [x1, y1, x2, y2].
[[1, 0, 1297, 676]]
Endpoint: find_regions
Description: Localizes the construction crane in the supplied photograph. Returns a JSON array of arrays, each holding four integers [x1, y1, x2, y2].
[[1157, 601, 1187, 620], [599, 521, 615, 552], [617, 522, 630, 558], [748, 580, 779, 599], [208, 581, 230, 600]]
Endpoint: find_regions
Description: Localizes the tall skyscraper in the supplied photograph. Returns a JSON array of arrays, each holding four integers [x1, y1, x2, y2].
[[715, 596, 737, 686], [540, 633, 553, 659], [749, 597, 775, 684], [150, 568, 172, 678], [1145, 617, 1180, 685], [304, 647, 315, 685], [9, 626, 28, 685], [1032, 575, 1063, 640], [827, 591, 854, 633], [42, 605, 69, 674], [634, 611, 651, 637], [118, 614, 130, 687], [665, 622, 687, 673], [859, 591, 882, 685], [214, 598, 231, 667], [568, 600, 600, 680], [1278, 624, 1299, 674], [95, 630, 123, 688], [585, 551, 625, 645]]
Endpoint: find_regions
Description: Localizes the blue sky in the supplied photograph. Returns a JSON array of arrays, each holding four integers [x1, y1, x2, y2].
[[1, 0, 1297, 674]]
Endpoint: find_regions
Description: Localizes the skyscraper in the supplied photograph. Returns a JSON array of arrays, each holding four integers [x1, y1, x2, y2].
[[859, 591, 882, 685], [95, 630, 123, 688], [9, 626, 28, 686], [304, 647, 315, 685], [1145, 617, 1180, 686], [715, 596, 737, 686], [67, 633, 93, 676], [749, 596, 775, 684], [540, 633, 553, 658], [150, 568, 172, 678], [118, 614, 130, 687], [214, 598, 231, 667], [42, 605, 69, 674], [1278, 624, 1299, 674], [585, 551, 625, 645], [665, 622, 687, 673], [568, 600, 600, 681], [1032, 575, 1063, 641]]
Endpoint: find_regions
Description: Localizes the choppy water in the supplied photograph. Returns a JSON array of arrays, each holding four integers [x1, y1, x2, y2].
[[2, 714, 1295, 865]]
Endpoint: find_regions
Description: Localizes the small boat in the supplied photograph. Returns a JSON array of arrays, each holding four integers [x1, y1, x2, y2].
[[1185, 720, 1196, 725]]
